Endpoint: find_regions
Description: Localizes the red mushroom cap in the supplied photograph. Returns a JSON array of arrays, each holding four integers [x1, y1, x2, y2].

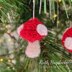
[[19, 18, 44, 42], [62, 27, 72, 52]]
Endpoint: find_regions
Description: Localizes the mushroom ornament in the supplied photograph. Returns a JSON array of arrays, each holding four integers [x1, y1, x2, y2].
[[62, 27, 72, 52], [17, 18, 48, 58]]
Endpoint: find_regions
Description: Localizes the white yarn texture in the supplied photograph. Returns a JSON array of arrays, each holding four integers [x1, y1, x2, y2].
[[64, 37, 72, 50], [25, 40, 41, 58], [17, 24, 24, 35], [36, 24, 48, 36]]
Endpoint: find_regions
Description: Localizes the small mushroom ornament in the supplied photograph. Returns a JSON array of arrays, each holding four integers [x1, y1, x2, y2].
[[62, 27, 72, 52], [17, 18, 48, 58]]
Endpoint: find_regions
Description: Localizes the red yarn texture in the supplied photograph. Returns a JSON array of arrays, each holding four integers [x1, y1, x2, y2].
[[19, 18, 44, 42], [62, 27, 72, 52]]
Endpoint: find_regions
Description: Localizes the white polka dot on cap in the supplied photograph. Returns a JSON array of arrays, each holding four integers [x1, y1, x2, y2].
[[17, 24, 24, 35], [36, 24, 48, 36], [64, 37, 72, 50]]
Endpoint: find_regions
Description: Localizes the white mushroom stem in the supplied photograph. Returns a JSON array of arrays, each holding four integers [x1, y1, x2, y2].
[[25, 40, 41, 58]]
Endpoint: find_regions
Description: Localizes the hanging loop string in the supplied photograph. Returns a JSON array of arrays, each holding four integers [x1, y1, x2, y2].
[[39, 0, 42, 14], [33, 0, 35, 19]]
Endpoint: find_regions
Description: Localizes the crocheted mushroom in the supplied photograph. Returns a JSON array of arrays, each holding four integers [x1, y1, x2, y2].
[[62, 27, 72, 52], [17, 18, 48, 58]]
